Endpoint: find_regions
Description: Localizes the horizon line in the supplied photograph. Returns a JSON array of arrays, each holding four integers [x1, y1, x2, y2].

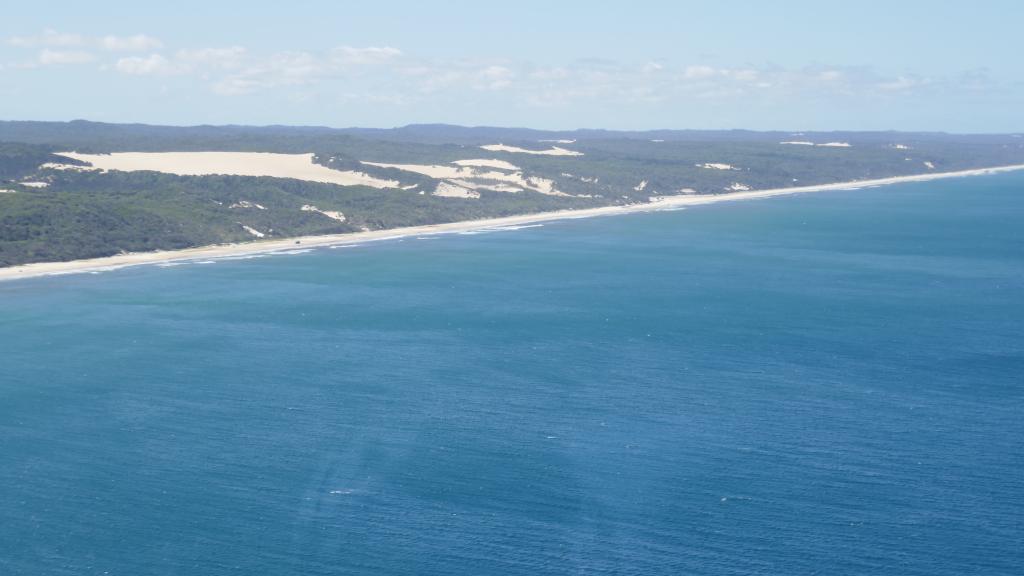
[[2, 118, 1023, 137]]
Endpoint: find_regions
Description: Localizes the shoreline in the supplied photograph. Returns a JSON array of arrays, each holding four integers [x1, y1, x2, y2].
[[3, 163, 1023, 282]]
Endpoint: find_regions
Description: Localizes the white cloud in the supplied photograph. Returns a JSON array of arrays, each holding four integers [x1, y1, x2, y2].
[[477, 65, 514, 90], [205, 46, 402, 96], [416, 70, 465, 94], [332, 46, 401, 65], [213, 51, 319, 95], [8, 29, 84, 48], [38, 49, 96, 65], [101, 34, 162, 52], [684, 65, 718, 79], [727, 69, 759, 82], [108, 47, 247, 78], [876, 75, 920, 92], [176, 46, 246, 70], [8, 30, 161, 53], [7, 32, 966, 111], [211, 77, 256, 96], [116, 54, 176, 75]]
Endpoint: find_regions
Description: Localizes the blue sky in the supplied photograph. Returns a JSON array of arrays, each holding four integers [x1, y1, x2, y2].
[[2, 1, 1021, 131]]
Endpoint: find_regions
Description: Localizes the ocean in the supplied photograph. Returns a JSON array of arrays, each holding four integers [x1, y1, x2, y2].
[[1, 173, 1022, 575]]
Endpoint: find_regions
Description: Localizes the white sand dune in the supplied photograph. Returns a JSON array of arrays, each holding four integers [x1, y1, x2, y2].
[[560, 173, 599, 183], [451, 159, 520, 170], [479, 144, 584, 156], [363, 161, 566, 196], [40, 162, 90, 171], [450, 180, 523, 193], [240, 225, 266, 238], [780, 141, 851, 148], [54, 152, 400, 189], [301, 205, 346, 222], [433, 181, 479, 198], [362, 162, 470, 180]]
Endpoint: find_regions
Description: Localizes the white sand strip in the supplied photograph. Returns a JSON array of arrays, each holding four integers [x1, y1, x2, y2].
[[240, 225, 266, 238], [55, 152, 400, 189], [451, 159, 520, 170], [362, 161, 468, 180], [3, 164, 1023, 282], [479, 144, 583, 156]]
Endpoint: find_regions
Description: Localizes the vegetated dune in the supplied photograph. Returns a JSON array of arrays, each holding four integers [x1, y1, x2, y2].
[[362, 160, 568, 196], [54, 152, 400, 188]]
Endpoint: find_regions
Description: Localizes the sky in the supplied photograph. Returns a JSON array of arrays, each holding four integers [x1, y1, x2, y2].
[[1, 0, 1022, 132]]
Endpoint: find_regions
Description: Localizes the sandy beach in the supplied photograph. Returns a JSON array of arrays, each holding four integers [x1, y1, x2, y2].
[[2, 163, 1022, 282]]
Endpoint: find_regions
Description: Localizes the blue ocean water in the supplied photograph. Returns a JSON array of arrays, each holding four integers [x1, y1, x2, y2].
[[1, 173, 1023, 575]]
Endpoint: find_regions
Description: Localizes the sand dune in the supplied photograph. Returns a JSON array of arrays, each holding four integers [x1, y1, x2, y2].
[[363, 161, 565, 196], [433, 181, 479, 198], [301, 205, 346, 222], [451, 159, 520, 170], [54, 152, 400, 189], [240, 225, 266, 238], [479, 144, 584, 156], [362, 161, 471, 180], [780, 141, 852, 148]]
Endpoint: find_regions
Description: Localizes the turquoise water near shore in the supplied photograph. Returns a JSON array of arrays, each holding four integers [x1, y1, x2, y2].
[[2, 173, 1023, 575]]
